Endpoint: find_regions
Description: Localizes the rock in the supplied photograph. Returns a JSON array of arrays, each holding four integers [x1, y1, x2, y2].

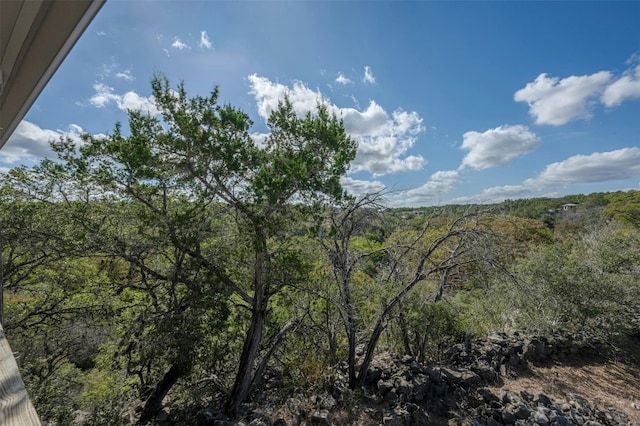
[[310, 409, 332, 425], [440, 367, 480, 386], [378, 380, 394, 395], [475, 365, 498, 381], [395, 377, 412, 395], [412, 381, 428, 402], [501, 408, 517, 424], [410, 406, 431, 426], [318, 394, 336, 410], [534, 393, 553, 407], [156, 408, 170, 423], [520, 390, 534, 402], [509, 353, 521, 366], [487, 417, 501, 426], [478, 387, 499, 403], [383, 409, 407, 426], [384, 389, 398, 403], [533, 410, 550, 425], [196, 409, 230, 426], [552, 416, 572, 426], [514, 405, 531, 420], [365, 367, 383, 387]]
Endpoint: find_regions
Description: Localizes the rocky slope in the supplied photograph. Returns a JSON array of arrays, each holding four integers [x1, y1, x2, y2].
[[184, 331, 639, 425]]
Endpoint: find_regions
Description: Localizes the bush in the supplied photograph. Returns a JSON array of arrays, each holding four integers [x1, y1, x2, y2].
[[391, 298, 467, 362]]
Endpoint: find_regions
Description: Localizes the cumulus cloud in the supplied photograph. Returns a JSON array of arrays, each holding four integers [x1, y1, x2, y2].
[[336, 73, 353, 85], [340, 176, 386, 196], [89, 83, 119, 107], [199, 31, 213, 49], [602, 63, 640, 107], [463, 147, 640, 204], [89, 83, 159, 115], [172, 38, 190, 50], [363, 66, 376, 85], [460, 125, 541, 170], [514, 71, 611, 125], [248, 74, 425, 177], [248, 74, 322, 119], [525, 147, 640, 187], [1, 121, 85, 165], [405, 170, 460, 205]]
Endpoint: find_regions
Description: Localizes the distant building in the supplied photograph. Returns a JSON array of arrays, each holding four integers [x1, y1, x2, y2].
[[561, 203, 578, 212]]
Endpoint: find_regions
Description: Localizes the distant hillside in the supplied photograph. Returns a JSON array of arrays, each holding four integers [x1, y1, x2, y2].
[[393, 190, 640, 224]]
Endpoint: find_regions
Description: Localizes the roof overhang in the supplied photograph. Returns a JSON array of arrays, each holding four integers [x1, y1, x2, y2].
[[0, 0, 105, 149]]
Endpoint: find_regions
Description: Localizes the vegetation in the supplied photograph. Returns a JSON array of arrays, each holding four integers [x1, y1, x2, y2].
[[1, 77, 639, 424]]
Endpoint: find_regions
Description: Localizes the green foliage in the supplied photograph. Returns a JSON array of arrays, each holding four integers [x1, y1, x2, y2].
[[3, 76, 639, 422], [483, 223, 640, 334], [2, 73, 359, 420], [603, 190, 640, 228], [391, 297, 467, 362]]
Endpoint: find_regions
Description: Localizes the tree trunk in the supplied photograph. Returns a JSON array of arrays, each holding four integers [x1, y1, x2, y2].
[[138, 363, 185, 425], [223, 249, 269, 417], [344, 278, 358, 389], [355, 317, 386, 388], [249, 317, 299, 392], [397, 311, 414, 358]]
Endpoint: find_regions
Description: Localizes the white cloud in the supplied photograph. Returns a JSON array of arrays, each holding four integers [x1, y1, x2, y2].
[[404, 170, 460, 205], [336, 73, 353, 85], [465, 147, 640, 204], [340, 176, 386, 196], [119, 91, 159, 114], [90, 83, 119, 107], [115, 69, 134, 81], [89, 83, 159, 115], [514, 71, 611, 125], [460, 125, 541, 170], [172, 38, 190, 50], [248, 74, 322, 120], [340, 101, 388, 135], [458, 184, 534, 204], [248, 74, 425, 177], [1, 121, 85, 165], [199, 31, 213, 49], [363, 66, 376, 85], [525, 147, 640, 187], [602, 64, 640, 107], [96, 62, 135, 82], [97, 31, 107, 36]]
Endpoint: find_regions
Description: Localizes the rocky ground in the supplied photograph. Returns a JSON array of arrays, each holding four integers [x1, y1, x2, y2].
[[179, 331, 640, 425]]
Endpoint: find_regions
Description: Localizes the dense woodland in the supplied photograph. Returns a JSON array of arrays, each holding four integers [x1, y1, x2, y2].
[[1, 77, 639, 425]]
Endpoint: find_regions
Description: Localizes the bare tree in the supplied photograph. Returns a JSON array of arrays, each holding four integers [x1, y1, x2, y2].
[[320, 198, 498, 388]]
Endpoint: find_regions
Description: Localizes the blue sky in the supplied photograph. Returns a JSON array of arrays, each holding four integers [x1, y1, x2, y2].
[[4, 1, 640, 206]]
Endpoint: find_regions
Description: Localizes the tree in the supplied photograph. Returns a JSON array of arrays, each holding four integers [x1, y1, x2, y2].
[[318, 192, 387, 387], [15, 75, 357, 419], [320, 196, 499, 388], [603, 190, 640, 228]]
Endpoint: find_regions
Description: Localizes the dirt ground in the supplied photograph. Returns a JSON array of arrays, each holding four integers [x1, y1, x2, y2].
[[492, 357, 640, 425]]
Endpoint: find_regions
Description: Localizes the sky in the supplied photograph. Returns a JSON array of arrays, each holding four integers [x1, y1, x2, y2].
[[3, 0, 640, 207]]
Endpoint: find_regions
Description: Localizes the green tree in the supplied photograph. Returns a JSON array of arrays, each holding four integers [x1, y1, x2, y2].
[[603, 190, 640, 228], [13, 75, 356, 419]]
